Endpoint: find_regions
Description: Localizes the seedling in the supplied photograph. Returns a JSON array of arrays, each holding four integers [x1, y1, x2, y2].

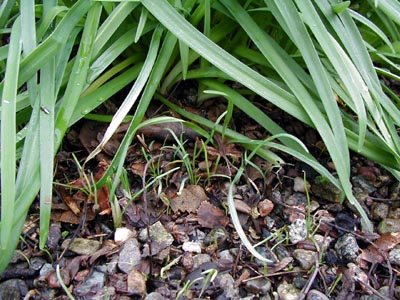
[[175, 268, 219, 299]]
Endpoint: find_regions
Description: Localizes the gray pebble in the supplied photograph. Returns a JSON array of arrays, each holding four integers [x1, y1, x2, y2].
[[118, 238, 141, 273], [378, 218, 400, 234], [371, 203, 389, 220], [277, 281, 302, 300], [216, 273, 240, 299], [139, 221, 174, 246], [307, 289, 330, 300], [0, 279, 28, 300], [192, 253, 211, 269], [146, 292, 166, 300], [288, 218, 307, 244], [293, 249, 316, 270], [335, 233, 359, 263], [74, 265, 107, 297], [61, 237, 100, 255], [352, 175, 377, 194], [389, 248, 400, 266], [245, 277, 271, 294]]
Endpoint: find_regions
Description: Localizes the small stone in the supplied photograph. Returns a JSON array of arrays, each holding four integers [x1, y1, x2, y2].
[[192, 254, 211, 269], [277, 281, 301, 300], [389, 248, 400, 266], [312, 181, 341, 203], [39, 263, 54, 277], [48, 268, 70, 288], [389, 182, 400, 200], [371, 203, 389, 221], [139, 221, 174, 247], [255, 246, 276, 266], [74, 265, 107, 297], [29, 256, 46, 271], [307, 289, 330, 300], [216, 273, 240, 299], [145, 292, 166, 300], [335, 233, 359, 263], [244, 277, 271, 294], [0, 279, 28, 300], [293, 249, 316, 270], [107, 255, 119, 274], [115, 227, 135, 244], [388, 208, 400, 219], [61, 238, 101, 255], [288, 219, 307, 244], [293, 177, 311, 193], [47, 223, 62, 251], [182, 241, 202, 253], [127, 269, 146, 296], [378, 218, 400, 234], [118, 238, 141, 274], [352, 175, 377, 194], [219, 249, 234, 262], [258, 199, 274, 217], [293, 275, 308, 289]]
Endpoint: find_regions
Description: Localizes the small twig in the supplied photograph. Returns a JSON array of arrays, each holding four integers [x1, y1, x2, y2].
[[354, 278, 392, 300], [299, 260, 319, 300]]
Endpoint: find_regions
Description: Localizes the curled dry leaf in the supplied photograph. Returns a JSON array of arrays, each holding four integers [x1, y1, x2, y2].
[[197, 202, 229, 228], [67, 160, 111, 215], [170, 185, 207, 213], [359, 232, 400, 264], [234, 199, 252, 215]]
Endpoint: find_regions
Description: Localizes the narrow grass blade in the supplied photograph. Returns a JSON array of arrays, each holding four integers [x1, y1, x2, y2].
[[71, 63, 142, 125], [85, 25, 164, 163], [140, 0, 310, 125], [317, 0, 400, 157], [95, 31, 178, 188], [0, 17, 21, 250], [20, 0, 39, 109], [93, 1, 139, 56], [55, 2, 102, 146], [87, 28, 136, 83], [37, 6, 69, 41], [269, 0, 349, 158], [349, 9, 395, 53], [17, 0, 93, 88], [39, 58, 55, 249], [135, 6, 148, 42], [375, 0, 400, 25], [0, 0, 16, 28], [228, 167, 274, 264]]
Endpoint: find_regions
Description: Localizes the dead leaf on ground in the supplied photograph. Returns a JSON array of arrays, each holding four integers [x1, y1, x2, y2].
[[170, 185, 208, 213], [359, 232, 400, 264], [68, 159, 111, 215], [54, 210, 95, 224], [197, 202, 229, 228]]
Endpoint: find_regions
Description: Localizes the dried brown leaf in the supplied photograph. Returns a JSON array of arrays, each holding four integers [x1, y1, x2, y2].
[[197, 202, 229, 228], [170, 185, 207, 213]]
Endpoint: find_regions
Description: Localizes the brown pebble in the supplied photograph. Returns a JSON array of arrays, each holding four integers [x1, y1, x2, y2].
[[258, 199, 274, 217], [47, 269, 70, 288], [127, 269, 146, 295]]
